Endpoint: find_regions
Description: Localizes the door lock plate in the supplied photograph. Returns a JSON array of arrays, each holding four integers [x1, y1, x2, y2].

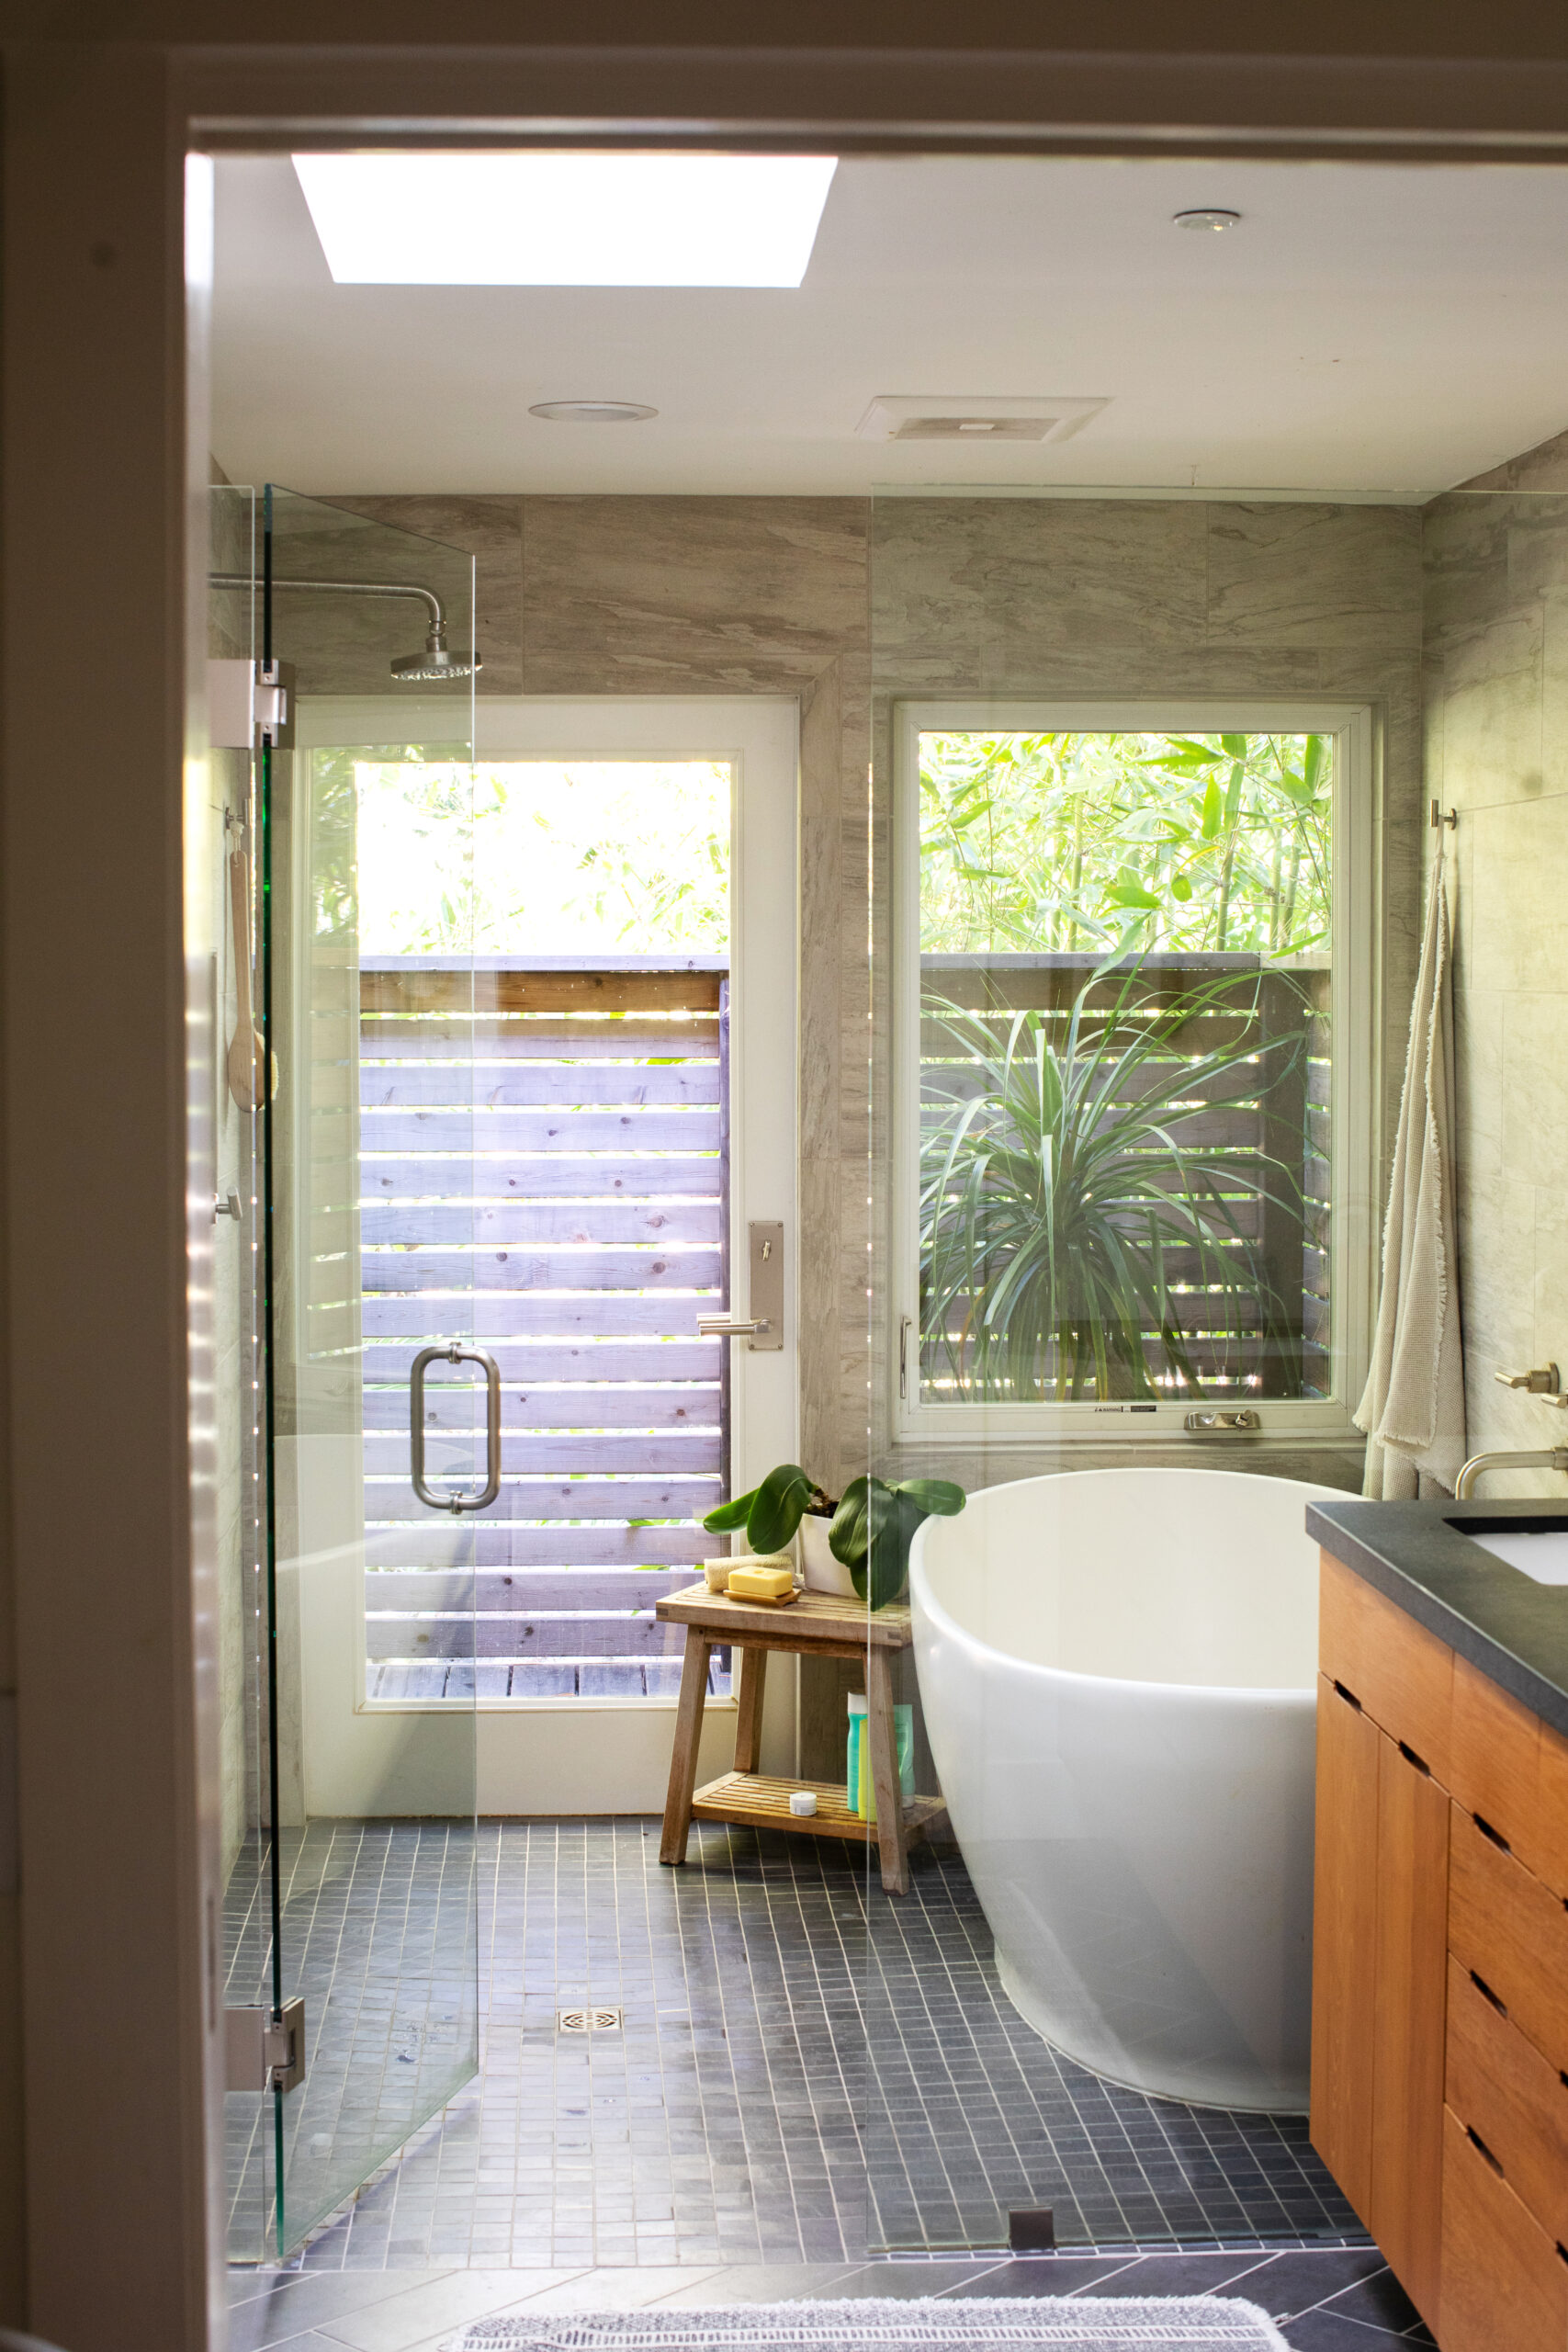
[[747, 1221, 784, 1351]]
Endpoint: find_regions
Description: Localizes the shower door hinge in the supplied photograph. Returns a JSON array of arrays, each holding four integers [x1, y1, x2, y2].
[[205, 658, 295, 752], [254, 660, 295, 750], [224, 1998, 306, 2093]]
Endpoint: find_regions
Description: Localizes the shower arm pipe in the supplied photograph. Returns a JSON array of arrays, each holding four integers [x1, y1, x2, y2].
[[211, 573, 446, 634], [1454, 1448, 1568, 1499]]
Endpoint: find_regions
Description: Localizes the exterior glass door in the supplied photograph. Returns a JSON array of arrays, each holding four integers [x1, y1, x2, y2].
[[219, 486, 481, 2259]]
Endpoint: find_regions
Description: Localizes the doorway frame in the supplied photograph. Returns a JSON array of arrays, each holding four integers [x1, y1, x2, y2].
[[7, 32, 1568, 2352]]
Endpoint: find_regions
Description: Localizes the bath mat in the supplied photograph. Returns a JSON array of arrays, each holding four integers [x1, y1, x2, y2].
[[450, 2298, 1289, 2350]]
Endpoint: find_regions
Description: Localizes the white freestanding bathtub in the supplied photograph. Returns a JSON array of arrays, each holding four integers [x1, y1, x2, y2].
[[909, 1466, 1340, 2112]]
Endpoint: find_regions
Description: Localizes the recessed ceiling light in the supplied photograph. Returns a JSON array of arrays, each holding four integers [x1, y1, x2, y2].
[[1174, 209, 1242, 232], [529, 401, 658, 424], [292, 152, 838, 287]]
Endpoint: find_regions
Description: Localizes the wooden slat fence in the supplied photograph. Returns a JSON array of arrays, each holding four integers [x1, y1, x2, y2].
[[358, 959, 729, 1700], [919, 951, 1330, 1402]]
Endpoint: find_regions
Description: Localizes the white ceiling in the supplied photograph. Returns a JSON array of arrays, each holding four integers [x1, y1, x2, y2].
[[211, 154, 1568, 499]]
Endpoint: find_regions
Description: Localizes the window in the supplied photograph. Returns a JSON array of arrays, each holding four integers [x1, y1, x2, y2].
[[892, 702, 1373, 1442]]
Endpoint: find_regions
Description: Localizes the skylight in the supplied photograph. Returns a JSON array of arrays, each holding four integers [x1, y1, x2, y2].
[[292, 153, 839, 288]]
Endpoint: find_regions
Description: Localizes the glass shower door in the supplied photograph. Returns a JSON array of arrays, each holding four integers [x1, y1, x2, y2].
[[220, 486, 483, 2260]]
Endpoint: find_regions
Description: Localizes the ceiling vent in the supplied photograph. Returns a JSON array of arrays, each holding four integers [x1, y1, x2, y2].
[[856, 395, 1110, 445]]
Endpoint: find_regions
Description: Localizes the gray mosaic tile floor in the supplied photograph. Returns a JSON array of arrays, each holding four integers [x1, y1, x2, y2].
[[226, 1817, 1362, 2269], [225, 1819, 481, 2262]]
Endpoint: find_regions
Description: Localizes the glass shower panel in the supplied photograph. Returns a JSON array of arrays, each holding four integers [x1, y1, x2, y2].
[[219, 486, 482, 2259], [209, 481, 276, 2264]]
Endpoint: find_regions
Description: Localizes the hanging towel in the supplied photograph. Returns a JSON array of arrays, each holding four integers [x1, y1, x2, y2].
[[1355, 850, 1466, 1498]]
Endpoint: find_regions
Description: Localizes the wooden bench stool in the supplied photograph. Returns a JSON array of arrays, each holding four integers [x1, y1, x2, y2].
[[654, 1582, 946, 1894]]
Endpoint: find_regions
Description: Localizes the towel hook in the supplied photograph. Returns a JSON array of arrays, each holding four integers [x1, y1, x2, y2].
[[1430, 799, 1457, 831]]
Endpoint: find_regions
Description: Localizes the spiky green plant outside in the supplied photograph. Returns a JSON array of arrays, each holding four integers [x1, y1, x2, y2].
[[919, 962, 1308, 1404]]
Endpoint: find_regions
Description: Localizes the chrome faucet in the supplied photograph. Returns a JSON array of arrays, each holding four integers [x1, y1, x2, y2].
[[1454, 1448, 1568, 1500]]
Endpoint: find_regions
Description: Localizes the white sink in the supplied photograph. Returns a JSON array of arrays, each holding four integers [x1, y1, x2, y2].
[[1464, 1527, 1568, 1585]]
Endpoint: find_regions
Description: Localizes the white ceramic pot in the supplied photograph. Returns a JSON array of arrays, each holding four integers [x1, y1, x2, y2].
[[798, 1511, 858, 1599]]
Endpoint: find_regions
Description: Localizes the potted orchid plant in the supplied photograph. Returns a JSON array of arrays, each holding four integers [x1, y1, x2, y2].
[[702, 1464, 964, 1611]]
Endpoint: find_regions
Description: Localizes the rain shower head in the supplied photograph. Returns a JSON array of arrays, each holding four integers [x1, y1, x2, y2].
[[390, 626, 481, 683], [210, 571, 481, 683]]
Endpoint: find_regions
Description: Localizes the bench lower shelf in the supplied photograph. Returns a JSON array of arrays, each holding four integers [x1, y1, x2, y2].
[[689, 1770, 948, 1845]]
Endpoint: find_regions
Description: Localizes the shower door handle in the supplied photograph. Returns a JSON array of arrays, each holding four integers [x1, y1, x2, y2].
[[410, 1342, 502, 1514]]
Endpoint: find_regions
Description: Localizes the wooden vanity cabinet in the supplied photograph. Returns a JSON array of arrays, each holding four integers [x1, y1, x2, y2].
[[1314, 1548, 1568, 2348], [1310, 1654, 1448, 2326]]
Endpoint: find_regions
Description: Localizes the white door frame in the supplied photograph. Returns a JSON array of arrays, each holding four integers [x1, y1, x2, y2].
[[284, 694, 801, 1815]]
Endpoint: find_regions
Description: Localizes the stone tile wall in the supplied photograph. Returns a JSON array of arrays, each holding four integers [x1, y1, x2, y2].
[[1426, 431, 1568, 1492]]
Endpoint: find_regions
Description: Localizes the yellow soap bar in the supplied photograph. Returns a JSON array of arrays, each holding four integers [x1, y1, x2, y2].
[[727, 1564, 797, 1603]]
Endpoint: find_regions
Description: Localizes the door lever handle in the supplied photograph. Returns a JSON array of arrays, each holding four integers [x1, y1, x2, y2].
[[698, 1223, 784, 1351]]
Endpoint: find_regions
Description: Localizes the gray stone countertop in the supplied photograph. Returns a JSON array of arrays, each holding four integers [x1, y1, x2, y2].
[[1307, 1497, 1568, 1743]]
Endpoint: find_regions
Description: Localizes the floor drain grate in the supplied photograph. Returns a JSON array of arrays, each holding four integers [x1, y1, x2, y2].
[[557, 2006, 624, 2034]]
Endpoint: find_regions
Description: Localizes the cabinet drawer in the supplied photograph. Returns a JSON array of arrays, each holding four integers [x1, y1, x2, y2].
[[1320, 1552, 1452, 1780], [1439, 2106, 1568, 2352], [1451, 1654, 1568, 1898], [1450, 1806, 1568, 2078], [1447, 1955, 1568, 2244]]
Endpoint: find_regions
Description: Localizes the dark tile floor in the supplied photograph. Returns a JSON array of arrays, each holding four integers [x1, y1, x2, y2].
[[863, 1840, 1352, 2250], [228, 1816, 1361, 2269], [226, 2248, 1432, 2352], [225, 1819, 481, 2262]]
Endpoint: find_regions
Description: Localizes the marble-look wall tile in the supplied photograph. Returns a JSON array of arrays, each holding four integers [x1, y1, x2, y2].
[[1453, 985, 1505, 1160], [1428, 475, 1568, 1494], [1502, 992, 1568, 1190], [522, 496, 868, 691], [799, 661, 846, 1169], [1533, 1186, 1568, 1408], [1507, 509, 1568, 607], [1204, 503, 1422, 652], [1456, 1139, 1537, 1371], [796, 1158, 845, 1493], [871, 497, 1209, 685], [1465, 788, 1568, 994], [1421, 494, 1516, 638], [1542, 594, 1568, 798], [1457, 424, 1568, 496], [1437, 608, 1545, 810]]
